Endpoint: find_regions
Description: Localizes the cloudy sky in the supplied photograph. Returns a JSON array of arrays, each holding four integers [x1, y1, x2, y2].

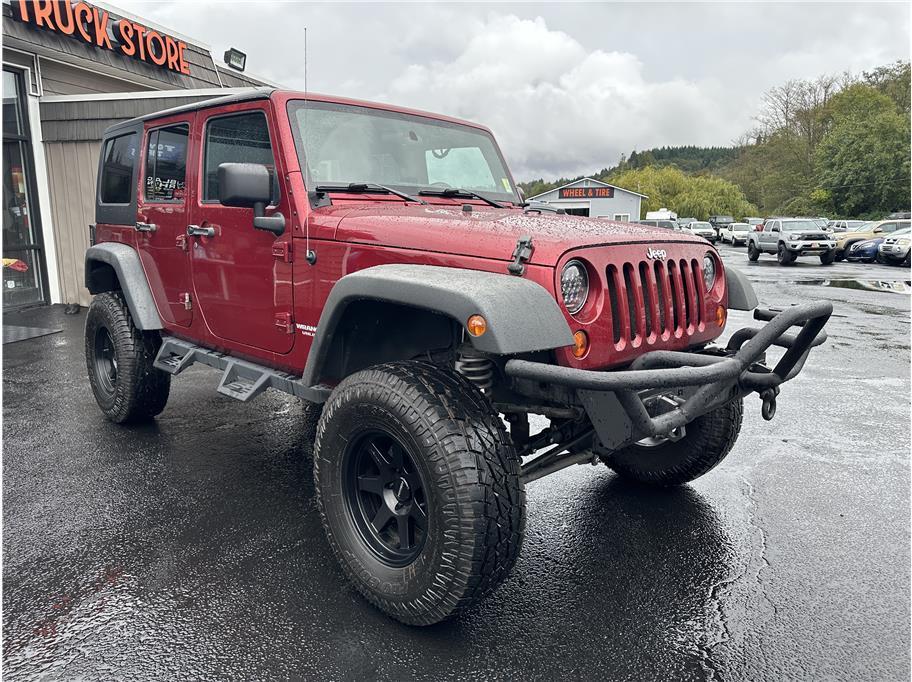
[[117, 1, 910, 181]]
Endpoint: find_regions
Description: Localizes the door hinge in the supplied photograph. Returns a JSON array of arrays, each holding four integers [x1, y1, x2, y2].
[[274, 312, 294, 334], [179, 293, 192, 310], [176, 234, 188, 251], [272, 241, 293, 263]]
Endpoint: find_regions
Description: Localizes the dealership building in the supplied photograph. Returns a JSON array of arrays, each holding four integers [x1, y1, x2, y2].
[[2, 0, 275, 310], [528, 177, 647, 222]]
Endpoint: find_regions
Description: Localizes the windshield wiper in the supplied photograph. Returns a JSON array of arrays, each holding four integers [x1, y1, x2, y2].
[[418, 188, 504, 209], [315, 182, 426, 205]]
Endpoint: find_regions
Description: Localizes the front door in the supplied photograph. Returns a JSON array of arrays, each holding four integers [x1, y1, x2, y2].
[[188, 106, 294, 354], [136, 115, 194, 326]]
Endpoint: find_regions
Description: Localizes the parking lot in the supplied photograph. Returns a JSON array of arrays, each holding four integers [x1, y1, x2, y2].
[[2, 243, 909, 680]]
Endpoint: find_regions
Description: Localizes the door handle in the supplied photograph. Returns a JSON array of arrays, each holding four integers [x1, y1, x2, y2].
[[187, 224, 215, 238], [135, 221, 157, 233]]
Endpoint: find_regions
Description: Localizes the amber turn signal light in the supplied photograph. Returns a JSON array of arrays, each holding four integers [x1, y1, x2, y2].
[[715, 305, 727, 327], [572, 330, 589, 358], [467, 314, 487, 337]]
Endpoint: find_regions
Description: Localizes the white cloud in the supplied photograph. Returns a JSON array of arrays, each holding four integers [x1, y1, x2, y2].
[[112, 2, 911, 181], [381, 15, 740, 180]]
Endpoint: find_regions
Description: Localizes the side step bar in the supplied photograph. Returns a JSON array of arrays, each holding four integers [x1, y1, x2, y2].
[[153, 337, 330, 404]]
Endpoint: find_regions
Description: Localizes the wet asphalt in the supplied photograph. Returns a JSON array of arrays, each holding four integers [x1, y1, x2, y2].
[[2, 244, 910, 680]]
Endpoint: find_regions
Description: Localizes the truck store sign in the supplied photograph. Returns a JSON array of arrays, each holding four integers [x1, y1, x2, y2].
[[558, 186, 614, 199], [12, 1, 191, 75]]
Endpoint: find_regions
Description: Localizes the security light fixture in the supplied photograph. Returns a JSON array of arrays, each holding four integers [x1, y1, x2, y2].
[[224, 48, 246, 72]]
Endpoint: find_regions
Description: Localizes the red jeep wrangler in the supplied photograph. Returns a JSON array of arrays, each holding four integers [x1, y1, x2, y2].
[[85, 88, 831, 625]]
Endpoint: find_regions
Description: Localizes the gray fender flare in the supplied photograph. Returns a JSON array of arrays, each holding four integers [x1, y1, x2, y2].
[[85, 243, 163, 329], [725, 265, 758, 310], [302, 264, 574, 385]]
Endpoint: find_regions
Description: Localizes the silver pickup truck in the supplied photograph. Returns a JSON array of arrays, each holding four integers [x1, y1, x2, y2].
[[747, 218, 837, 265]]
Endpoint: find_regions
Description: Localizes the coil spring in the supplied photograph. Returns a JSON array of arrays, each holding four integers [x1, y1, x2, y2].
[[455, 350, 494, 391]]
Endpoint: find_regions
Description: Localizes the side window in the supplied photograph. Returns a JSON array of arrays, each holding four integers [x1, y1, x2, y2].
[[881, 222, 897, 232], [203, 111, 278, 204], [99, 133, 137, 204], [767, 221, 778, 232], [144, 124, 189, 202]]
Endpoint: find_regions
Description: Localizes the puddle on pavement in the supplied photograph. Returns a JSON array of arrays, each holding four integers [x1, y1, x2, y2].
[[795, 279, 912, 294]]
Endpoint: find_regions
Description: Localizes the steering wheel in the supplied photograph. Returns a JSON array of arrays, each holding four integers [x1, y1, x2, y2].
[[431, 149, 451, 159]]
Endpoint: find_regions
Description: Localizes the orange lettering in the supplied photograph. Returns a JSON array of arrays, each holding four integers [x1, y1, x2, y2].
[[165, 35, 179, 71], [146, 30, 166, 65], [74, 3, 92, 42], [133, 23, 147, 60], [92, 6, 112, 48], [178, 41, 190, 75], [33, 0, 54, 28], [117, 20, 135, 56], [53, 0, 75, 35], [15, 0, 30, 23]]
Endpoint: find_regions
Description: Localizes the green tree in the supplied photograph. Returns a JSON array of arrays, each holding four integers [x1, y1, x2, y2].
[[814, 85, 911, 216], [607, 165, 757, 220]]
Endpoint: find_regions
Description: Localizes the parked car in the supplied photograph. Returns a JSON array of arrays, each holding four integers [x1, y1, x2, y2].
[[637, 219, 681, 230], [878, 227, 912, 265], [678, 217, 697, 229], [887, 211, 911, 220], [744, 217, 764, 229], [828, 219, 867, 233], [845, 237, 888, 263], [708, 215, 734, 239], [747, 218, 836, 265], [645, 208, 678, 220], [835, 220, 911, 260], [82, 87, 832, 625], [720, 222, 751, 245], [687, 221, 716, 242]]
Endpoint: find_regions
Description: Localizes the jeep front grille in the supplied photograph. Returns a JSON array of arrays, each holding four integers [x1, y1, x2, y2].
[[605, 258, 705, 348]]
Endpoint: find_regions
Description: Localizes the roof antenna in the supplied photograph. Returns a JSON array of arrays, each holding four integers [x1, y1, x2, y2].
[[303, 26, 317, 265]]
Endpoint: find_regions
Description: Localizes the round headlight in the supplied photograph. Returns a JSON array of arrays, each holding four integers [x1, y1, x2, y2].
[[702, 253, 717, 291], [561, 260, 589, 314]]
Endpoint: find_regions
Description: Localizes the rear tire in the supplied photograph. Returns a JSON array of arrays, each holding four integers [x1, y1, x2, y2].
[[85, 292, 170, 423], [777, 244, 796, 265], [601, 398, 743, 486], [314, 361, 525, 625], [820, 250, 836, 265], [747, 241, 760, 261]]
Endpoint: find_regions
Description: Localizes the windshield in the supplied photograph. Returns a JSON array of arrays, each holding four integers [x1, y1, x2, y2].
[[287, 100, 518, 202], [782, 220, 825, 231], [731, 223, 749, 231], [691, 222, 711, 229], [848, 222, 875, 232], [892, 227, 911, 236]]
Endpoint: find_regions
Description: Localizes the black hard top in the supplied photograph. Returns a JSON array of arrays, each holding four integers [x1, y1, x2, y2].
[[103, 87, 276, 136]]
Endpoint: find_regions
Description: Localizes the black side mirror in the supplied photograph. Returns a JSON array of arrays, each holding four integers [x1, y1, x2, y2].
[[217, 163, 285, 236]]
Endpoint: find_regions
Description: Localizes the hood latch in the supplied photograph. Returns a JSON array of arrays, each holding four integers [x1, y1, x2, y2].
[[508, 235, 534, 276]]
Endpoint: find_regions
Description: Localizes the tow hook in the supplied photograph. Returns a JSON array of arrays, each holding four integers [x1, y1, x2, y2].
[[760, 387, 780, 421]]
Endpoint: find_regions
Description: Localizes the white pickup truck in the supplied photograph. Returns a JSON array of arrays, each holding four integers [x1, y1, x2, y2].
[[747, 218, 837, 265]]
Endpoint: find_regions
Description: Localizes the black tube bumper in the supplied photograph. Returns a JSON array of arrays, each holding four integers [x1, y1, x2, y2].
[[504, 301, 832, 446]]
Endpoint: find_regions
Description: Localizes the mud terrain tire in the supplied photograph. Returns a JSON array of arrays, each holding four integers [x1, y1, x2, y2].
[[820, 250, 836, 265], [314, 361, 525, 625], [777, 244, 796, 265], [601, 398, 743, 486], [85, 292, 170, 423], [747, 241, 760, 261]]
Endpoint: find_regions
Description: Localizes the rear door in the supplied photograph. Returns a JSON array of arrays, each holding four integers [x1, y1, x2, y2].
[[188, 104, 294, 354], [136, 115, 194, 327], [761, 220, 779, 249]]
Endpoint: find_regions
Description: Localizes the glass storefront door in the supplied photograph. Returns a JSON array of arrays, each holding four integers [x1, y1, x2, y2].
[[3, 68, 46, 309]]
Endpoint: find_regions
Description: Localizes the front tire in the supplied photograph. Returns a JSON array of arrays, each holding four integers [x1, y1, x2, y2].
[[85, 292, 170, 423], [314, 361, 525, 625], [777, 244, 796, 265], [601, 398, 743, 486], [747, 241, 760, 261], [820, 250, 836, 265]]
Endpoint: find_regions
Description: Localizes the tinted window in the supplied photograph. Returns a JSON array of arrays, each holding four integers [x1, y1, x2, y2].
[[145, 124, 189, 202], [203, 112, 277, 203], [100, 133, 137, 204]]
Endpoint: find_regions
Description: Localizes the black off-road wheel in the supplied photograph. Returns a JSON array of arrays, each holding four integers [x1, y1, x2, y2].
[[747, 241, 760, 262], [820, 250, 836, 265], [314, 361, 525, 625], [85, 292, 170, 423], [777, 244, 796, 265], [601, 398, 743, 486]]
